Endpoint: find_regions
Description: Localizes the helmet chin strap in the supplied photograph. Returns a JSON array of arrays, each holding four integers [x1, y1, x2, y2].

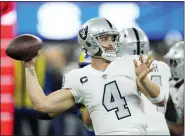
[[100, 44, 117, 62], [91, 50, 116, 62], [102, 51, 117, 62]]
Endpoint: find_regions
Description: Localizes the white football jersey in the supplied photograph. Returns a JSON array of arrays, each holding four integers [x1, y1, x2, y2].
[[169, 79, 184, 123], [62, 55, 147, 135], [131, 55, 171, 135]]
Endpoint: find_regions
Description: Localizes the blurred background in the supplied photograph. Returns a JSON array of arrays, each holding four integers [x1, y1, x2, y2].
[[0, 1, 184, 136]]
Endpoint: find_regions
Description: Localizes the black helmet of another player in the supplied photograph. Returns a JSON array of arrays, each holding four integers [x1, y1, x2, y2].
[[119, 27, 149, 56], [78, 17, 121, 62], [164, 41, 184, 79]]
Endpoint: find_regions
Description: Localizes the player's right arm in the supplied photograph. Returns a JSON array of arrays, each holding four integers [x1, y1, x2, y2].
[[24, 55, 75, 118]]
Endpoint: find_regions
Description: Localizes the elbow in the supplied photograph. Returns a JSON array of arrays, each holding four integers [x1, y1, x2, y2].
[[34, 105, 60, 119], [32, 98, 49, 113], [33, 104, 48, 113], [33, 107, 45, 113]]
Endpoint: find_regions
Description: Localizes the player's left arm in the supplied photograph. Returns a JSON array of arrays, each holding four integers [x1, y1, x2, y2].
[[134, 55, 166, 106], [137, 77, 166, 107]]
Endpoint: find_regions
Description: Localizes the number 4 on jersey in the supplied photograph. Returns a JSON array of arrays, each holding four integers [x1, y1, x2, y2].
[[102, 81, 131, 120]]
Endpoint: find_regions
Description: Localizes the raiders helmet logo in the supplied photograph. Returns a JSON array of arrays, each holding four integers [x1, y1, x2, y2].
[[79, 26, 88, 40]]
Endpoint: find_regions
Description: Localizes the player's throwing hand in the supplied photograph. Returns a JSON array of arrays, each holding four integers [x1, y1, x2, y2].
[[24, 50, 42, 68]]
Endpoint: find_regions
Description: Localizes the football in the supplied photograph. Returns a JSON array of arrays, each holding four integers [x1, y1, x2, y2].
[[6, 34, 43, 61]]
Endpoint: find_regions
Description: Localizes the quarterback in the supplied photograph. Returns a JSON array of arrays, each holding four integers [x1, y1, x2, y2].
[[24, 17, 165, 135]]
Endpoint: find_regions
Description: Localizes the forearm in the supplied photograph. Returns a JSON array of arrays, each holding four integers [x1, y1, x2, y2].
[[25, 65, 75, 114], [25, 65, 46, 110], [141, 77, 160, 98], [136, 78, 149, 98], [167, 120, 184, 136], [139, 77, 166, 106]]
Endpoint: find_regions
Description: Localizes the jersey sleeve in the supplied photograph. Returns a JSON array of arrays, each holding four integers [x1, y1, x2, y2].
[[160, 62, 172, 80], [159, 62, 171, 101], [62, 70, 84, 104], [150, 61, 171, 101]]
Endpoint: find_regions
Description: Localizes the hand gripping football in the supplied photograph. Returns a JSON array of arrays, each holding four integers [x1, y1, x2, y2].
[[6, 34, 43, 61]]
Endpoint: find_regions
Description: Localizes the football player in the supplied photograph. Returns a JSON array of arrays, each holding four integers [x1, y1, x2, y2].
[[164, 41, 184, 136], [119, 27, 171, 135], [24, 17, 165, 135]]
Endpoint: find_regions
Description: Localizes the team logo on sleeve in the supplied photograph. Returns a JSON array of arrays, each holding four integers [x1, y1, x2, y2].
[[151, 64, 158, 72], [102, 74, 107, 79], [79, 26, 88, 40], [80, 76, 88, 85]]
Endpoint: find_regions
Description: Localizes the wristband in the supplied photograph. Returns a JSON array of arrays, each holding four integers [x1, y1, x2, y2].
[[149, 88, 165, 104]]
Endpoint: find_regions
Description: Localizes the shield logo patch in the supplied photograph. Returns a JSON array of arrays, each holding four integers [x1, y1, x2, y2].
[[79, 26, 88, 40]]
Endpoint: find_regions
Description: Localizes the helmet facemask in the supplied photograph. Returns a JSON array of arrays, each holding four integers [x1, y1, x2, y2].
[[85, 31, 121, 62], [164, 41, 184, 80], [165, 58, 184, 79], [98, 34, 121, 62]]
